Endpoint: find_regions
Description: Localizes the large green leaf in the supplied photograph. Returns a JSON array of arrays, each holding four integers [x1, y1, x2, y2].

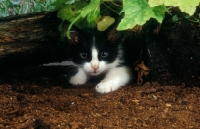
[[117, 0, 168, 30], [148, 0, 200, 15]]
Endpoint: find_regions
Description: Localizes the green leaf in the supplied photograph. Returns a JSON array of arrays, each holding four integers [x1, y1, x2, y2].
[[148, 0, 200, 16], [172, 14, 179, 22], [57, 2, 87, 21], [117, 0, 168, 30], [77, 0, 100, 18], [57, 1, 88, 29], [66, 14, 82, 38], [66, 0, 100, 38], [50, 0, 69, 10], [97, 16, 115, 31], [87, 6, 100, 28], [152, 6, 168, 22]]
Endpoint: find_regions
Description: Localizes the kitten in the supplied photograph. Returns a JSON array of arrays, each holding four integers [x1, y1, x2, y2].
[[64, 23, 133, 93]]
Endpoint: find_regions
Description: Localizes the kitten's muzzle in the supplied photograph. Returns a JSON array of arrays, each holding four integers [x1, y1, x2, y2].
[[91, 65, 99, 72]]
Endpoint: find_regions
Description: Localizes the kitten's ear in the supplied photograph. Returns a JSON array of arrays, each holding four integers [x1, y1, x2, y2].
[[107, 29, 119, 43], [107, 28, 125, 43], [63, 21, 79, 45]]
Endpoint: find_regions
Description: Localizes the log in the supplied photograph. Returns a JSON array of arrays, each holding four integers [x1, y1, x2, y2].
[[0, 11, 68, 72], [0, 11, 60, 56], [145, 19, 200, 86]]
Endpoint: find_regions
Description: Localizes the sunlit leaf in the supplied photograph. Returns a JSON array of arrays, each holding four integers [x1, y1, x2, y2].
[[148, 0, 200, 15], [78, 0, 100, 18], [87, 6, 100, 28], [57, 2, 88, 21], [117, 0, 168, 30], [66, 0, 100, 38], [57, 1, 88, 30], [97, 16, 115, 31]]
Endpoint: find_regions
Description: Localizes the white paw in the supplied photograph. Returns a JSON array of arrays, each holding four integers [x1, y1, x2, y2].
[[69, 75, 87, 85], [95, 66, 132, 93], [69, 68, 88, 85], [95, 81, 121, 93]]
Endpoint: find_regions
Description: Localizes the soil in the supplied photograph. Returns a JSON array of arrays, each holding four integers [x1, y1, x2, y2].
[[0, 66, 200, 129], [1, 9, 200, 129]]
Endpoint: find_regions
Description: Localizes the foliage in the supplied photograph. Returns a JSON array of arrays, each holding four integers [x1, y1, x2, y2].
[[50, 0, 200, 38], [0, 0, 55, 17], [56, 0, 100, 36], [148, 0, 200, 16], [1, 0, 199, 38], [56, 1, 88, 29], [117, 0, 168, 30]]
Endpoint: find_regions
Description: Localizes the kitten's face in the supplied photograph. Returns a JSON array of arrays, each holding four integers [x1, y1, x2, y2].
[[66, 28, 124, 76]]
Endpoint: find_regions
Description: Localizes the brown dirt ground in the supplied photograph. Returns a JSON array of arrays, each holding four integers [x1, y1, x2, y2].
[[0, 66, 200, 129]]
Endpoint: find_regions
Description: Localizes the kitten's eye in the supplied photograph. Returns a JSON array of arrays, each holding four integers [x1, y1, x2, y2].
[[80, 52, 87, 58], [101, 52, 109, 58]]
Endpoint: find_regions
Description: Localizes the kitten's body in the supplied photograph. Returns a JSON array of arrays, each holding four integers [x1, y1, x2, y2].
[[65, 24, 135, 93]]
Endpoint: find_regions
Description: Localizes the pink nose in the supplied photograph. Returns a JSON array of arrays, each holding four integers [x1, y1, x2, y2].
[[92, 65, 99, 72]]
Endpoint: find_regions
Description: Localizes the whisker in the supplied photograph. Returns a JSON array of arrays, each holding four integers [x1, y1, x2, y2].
[[91, 33, 95, 47], [67, 68, 78, 77], [66, 65, 76, 70], [101, 38, 107, 47], [78, 34, 87, 48]]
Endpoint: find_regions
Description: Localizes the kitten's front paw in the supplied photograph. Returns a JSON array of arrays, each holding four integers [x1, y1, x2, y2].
[[69, 75, 87, 85], [69, 68, 88, 85], [95, 81, 121, 93]]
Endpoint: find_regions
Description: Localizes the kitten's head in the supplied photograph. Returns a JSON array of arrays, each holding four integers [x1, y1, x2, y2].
[[64, 23, 125, 76]]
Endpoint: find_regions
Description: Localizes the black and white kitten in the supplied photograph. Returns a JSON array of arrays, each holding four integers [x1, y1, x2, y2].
[[64, 23, 133, 93]]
